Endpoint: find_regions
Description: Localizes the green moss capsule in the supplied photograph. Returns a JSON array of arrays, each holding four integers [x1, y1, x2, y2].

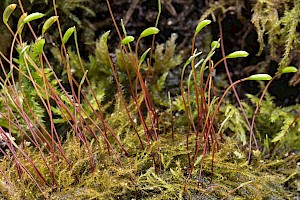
[[194, 155, 203, 167], [23, 12, 45, 24], [280, 66, 298, 74], [36, 37, 46, 55], [195, 19, 211, 34], [247, 74, 272, 81], [211, 41, 220, 49], [17, 12, 28, 35], [42, 16, 59, 35], [3, 4, 17, 26], [121, 36, 135, 45], [62, 26, 76, 44], [140, 27, 159, 38], [226, 51, 249, 59]]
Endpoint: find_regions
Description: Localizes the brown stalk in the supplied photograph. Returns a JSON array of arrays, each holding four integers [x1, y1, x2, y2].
[[218, 15, 258, 149]]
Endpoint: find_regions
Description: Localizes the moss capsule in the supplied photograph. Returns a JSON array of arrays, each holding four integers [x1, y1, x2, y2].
[[211, 41, 220, 49], [195, 19, 211, 35], [62, 26, 76, 44], [140, 27, 159, 38], [23, 12, 45, 24], [226, 51, 249, 59], [247, 74, 272, 81], [42, 16, 59, 35], [3, 4, 17, 26], [36, 37, 46, 55], [121, 36, 135, 45], [17, 13, 28, 35], [280, 66, 298, 74]]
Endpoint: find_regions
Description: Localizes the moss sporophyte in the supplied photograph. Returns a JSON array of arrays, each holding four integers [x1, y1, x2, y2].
[[0, 1, 298, 199]]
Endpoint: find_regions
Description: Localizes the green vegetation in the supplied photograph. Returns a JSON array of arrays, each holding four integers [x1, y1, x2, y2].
[[252, 0, 300, 72], [0, 0, 299, 199]]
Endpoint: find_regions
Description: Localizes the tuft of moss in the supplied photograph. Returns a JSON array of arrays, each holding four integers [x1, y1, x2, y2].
[[0, 1, 299, 199], [1, 130, 297, 199]]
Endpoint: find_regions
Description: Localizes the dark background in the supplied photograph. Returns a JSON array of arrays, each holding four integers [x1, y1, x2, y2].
[[1, 0, 299, 106]]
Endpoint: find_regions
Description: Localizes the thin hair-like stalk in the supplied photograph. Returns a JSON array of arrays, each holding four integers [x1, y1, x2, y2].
[[218, 15, 258, 149]]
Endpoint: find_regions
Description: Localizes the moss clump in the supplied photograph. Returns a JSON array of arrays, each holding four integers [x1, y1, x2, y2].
[[0, 130, 297, 199], [203, 0, 300, 86], [0, 1, 299, 199], [252, 0, 300, 72]]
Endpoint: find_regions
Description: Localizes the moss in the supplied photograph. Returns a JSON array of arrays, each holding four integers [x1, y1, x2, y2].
[[252, 0, 300, 66], [202, 0, 300, 85], [1, 131, 297, 199], [0, 1, 299, 199], [0, 93, 298, 199]]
